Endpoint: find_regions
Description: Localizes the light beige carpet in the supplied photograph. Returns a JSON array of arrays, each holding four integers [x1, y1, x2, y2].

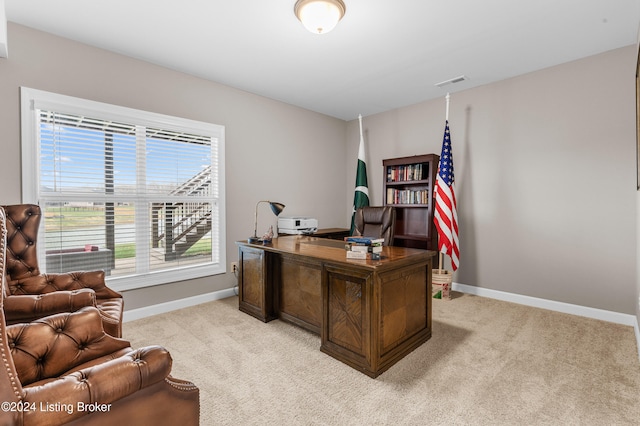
[[123, 293, 640, 425]]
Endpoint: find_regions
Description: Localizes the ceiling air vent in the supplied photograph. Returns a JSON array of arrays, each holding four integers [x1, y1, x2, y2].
[[435, 75, 467, 88]]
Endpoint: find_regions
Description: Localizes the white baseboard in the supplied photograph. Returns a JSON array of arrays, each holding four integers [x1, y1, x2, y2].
[[452, 282, 637, 326], [122, 287, 236, 322], [453, 282, 640, 362]]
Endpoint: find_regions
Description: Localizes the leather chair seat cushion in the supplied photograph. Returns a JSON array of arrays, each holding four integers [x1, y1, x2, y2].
[[3, 288, 96, 323], [3, 291, 123, 339], [6, 272, 124, 336], [23, 345, 172, 392], [23, 347, 133, 388], [8, 307, 131, 386]]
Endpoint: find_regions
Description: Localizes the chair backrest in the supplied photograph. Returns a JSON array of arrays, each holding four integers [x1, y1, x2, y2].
[[353, 206, 396, 246], [0, 207, 24, 424], [2, 204, 43, 287]]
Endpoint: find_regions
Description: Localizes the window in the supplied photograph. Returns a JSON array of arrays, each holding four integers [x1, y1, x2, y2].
[[20, 87, 226, 291]]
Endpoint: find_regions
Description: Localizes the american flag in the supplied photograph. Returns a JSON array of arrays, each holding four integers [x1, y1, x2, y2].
[[433, 120, 459, 271]]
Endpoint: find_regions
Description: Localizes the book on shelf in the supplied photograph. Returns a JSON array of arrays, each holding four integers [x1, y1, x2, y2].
[[386, 188, 429, 205], [386, 163, 424, 182]]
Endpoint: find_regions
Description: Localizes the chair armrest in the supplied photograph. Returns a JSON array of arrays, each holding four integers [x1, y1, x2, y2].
[[3, 289, 96, 324], [7, 307, 130, 386], [10, 270, 122, 300], [21, 346, 173, 425]]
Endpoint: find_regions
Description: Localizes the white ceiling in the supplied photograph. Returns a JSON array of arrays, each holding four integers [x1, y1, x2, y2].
[[4, 0, 640, 121]]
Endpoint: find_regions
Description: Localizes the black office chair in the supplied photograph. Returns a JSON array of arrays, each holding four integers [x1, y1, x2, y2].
[[353, 206, 396, 246]]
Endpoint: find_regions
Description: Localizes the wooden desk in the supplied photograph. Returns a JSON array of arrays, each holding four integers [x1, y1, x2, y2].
[[237, 236, 435, 378]]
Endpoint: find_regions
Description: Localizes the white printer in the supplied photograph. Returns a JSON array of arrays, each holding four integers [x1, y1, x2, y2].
[[278, 217, 318, 235]]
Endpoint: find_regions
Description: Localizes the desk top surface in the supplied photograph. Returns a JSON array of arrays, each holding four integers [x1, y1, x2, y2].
[[237, 235, 436, 270]]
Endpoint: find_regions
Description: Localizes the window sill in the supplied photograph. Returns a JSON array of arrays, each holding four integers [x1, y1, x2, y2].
[[107, 263, 226, 292]]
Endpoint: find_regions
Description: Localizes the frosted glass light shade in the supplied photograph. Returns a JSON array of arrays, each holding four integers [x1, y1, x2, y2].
[[294, 0, 346, 34]]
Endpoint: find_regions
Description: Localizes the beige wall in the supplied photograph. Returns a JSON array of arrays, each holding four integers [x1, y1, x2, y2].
[[0, 23, 348, 310], [347, 45, 638, 314], [1, 23, 638, 317]]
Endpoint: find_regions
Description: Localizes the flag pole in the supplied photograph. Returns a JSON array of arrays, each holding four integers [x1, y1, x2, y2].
[[439, 93, 450, 272], [358, 114, 363, 141], [445, 92, 450, 121]]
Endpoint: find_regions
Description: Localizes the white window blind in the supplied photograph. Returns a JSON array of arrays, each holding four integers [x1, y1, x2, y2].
[[21, 88, 226, 291]]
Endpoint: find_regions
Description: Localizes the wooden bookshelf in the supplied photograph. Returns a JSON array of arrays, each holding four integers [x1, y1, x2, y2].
[[383, 154, 439, 250]]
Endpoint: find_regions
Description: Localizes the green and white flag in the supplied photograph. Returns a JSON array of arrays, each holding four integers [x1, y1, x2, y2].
[[350, 114, 370, 234]]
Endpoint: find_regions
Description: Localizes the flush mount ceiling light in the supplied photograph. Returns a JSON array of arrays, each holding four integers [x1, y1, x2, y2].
[[294, 0, 346, 34]]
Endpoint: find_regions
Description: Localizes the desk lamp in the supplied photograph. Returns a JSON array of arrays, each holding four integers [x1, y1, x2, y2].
[[249, 200, 285, 243]]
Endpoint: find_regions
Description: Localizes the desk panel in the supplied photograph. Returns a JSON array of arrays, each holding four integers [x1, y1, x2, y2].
[[238, 245, 275, 322], [278, 254, 322, 334], [379, 264, 429, 354]]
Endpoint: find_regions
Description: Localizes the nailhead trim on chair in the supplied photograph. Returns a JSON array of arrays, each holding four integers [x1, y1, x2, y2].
[[165, 377, 199, 392], [0, 341, 21, 399], [0, 208, 22, 399]]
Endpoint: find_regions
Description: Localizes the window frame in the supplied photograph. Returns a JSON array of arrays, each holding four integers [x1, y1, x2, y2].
[[20, 87, 226, 291]]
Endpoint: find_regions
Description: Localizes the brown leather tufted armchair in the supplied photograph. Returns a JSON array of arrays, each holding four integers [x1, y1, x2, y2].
[[1, 204, 123, 337], [353, 206, 396, 246], [0, 207, 200, 426]]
